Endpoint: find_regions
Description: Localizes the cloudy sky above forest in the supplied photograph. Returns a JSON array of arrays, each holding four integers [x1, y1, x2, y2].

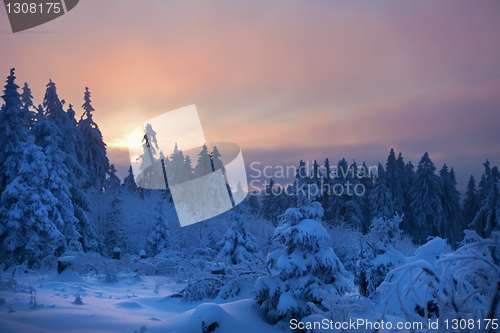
[[1, 0, 500, 192]]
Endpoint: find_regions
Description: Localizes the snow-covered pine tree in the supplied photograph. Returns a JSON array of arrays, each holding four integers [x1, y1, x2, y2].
[[78, 87, 109, 190], [385, 149, 405, 215], [42, 80, 86, 176], [134, 123, 161, 191], [233, 181, 247, 205], [401, 160, 416, 232], [396, 153, 409, 210], [194, 143, 212, 178], [369, 163, 394, 219], [439, 164, 462, 245], [216, 213, 258, 265], [122, 165, 138, 193], [344, 160, 364, 229], [471, 161, 500, 238], [37, 83, 99, 252], [211, 146, 225, 173], [0, 69, 30, 194], [35, 119, 83, 252], [408, 152, 445, 244], [44, 80, 69, 126], [20, 82, 35, 129], [106, 164, 121, 191], [462, 175, 479, 229], [104, 168, 125, 256], [184, 154, 194, 181], [359, 161, 374, 233], [317, 158, 332, 215], [311, 160, 320, 183], [325, 158, 363, 228], [325, 159, 349, 221], [168, 143, 190, 185], [0, 139, 66, 266], [478, 173, 488, 203], [145, 198, 174, 257], [253, 178, 349, 324], [20, 82, 33, 108], [66, 103, 87, 174]]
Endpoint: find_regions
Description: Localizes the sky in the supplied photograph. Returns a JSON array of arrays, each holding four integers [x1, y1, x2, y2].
[[1, 0, 500, 193]]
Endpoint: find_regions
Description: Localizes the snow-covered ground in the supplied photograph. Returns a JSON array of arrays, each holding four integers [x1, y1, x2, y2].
[[0, 269, 281, 333]]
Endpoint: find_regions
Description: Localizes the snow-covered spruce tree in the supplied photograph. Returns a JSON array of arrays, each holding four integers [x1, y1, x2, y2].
[[408, 152, 445, 244], [385, 149, 406, 215], [369, 163, 394, 219], [216, 213, 258, 265], [355, 215, 406, 297], [359, 161, 374, 234], [232, 181, 247, 205], [0, 139, 66, 266], [135, 123, 163, 192], [471, 161, 500, 238], [194, 143, 213, 177], [106, 164, 121, 191], [145, 198, 174, 257], [401, 160, 416, 232], [66, 103, 87, 177], [211, 146, 225, 173], [439, 164, 462, 246], [78, 87, 109, 190], [0, 69, 30, 194], [463, 175, 479, 229], [20, 82, 35, 129], [37, 82, 99, 252], [103, 165, 126, 255], [35, 119, 83, 252], [184, 154, 194, 181], [167, 143, 193, 186], [122, 165, 138, 193], [43, 80, 81, 165], [317, 158, 332, 216], [253, 179, 349, 324], [325, 158, 363, 228]]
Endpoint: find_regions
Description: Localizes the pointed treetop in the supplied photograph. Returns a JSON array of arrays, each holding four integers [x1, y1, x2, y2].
[[35, 104, 45, 121], [440, 163, 449, 176], [21, 82, 33, 108], [212, 146, 221, 158], [67, 104, 76, 120], [43, 79, 66, 125], [2, 68, 21, 108], [81, 87, 95, 120]]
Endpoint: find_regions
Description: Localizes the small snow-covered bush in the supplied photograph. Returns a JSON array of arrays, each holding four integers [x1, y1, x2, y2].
[[304, 289, 374, 332], [379, 231, 498, 331], [326, 217, 363, 272], [182, 277, 225, 302], [216, 214, 260, 266], [355, 215, 406, 298], [218, 274, 259, 300]]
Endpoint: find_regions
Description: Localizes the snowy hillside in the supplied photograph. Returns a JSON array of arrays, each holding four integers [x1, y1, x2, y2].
[[0, 70, 499, 332]]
